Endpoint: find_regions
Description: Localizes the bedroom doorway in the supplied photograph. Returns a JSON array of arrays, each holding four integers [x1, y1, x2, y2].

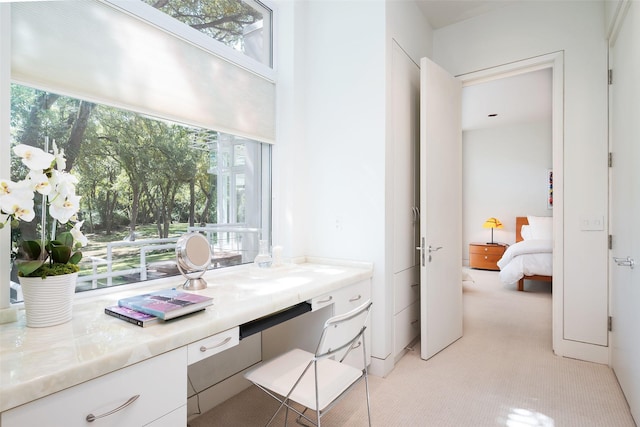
[[457, 52, 564, 353]]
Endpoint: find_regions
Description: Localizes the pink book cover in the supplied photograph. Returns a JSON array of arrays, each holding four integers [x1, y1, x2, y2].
[[117, 288, 212, 320]]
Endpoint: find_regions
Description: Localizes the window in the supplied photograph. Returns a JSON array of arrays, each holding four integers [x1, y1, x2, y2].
[[139, 0, 273, 67], [8, 85, 271, 299], [3, 0, 275, 303]]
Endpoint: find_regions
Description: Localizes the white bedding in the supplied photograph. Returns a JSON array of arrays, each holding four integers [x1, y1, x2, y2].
[[497, 239, 553, 285]]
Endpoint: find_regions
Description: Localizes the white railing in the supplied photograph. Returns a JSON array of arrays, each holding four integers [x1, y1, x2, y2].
[[75, 225, 262, 289]]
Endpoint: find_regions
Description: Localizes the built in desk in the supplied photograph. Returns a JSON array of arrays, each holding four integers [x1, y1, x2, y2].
[[0, 258, 372, 426]]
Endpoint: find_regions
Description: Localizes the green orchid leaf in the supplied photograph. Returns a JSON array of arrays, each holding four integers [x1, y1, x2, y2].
[[16, 260, 45, 277], [20, 240, 43, 261], [69, 251, 83, 265], [56, 231, 74, 248], [50, 245, 72, 264]]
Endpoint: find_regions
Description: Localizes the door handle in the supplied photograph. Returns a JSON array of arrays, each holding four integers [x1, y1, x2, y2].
[[416, 241, 444, 265], [613, 256, 635, 269], [417, 237, 425, 266]]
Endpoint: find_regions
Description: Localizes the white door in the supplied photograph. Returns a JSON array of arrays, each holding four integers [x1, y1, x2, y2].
[[419, 57, 463, 360], [610, 2, 640, 421]]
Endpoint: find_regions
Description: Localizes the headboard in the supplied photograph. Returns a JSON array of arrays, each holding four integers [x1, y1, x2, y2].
[[515, 216, 528, 243]]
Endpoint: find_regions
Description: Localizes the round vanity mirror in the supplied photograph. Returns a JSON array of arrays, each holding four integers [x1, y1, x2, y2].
[[176, 232, 212, 290]]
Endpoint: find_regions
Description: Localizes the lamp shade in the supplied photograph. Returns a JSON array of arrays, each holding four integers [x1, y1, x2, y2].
[[483, 217, 503, 244], [483, 217, 503, 229]]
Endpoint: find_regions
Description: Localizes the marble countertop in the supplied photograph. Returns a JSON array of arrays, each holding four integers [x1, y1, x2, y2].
[[0, 257, 373, 413]]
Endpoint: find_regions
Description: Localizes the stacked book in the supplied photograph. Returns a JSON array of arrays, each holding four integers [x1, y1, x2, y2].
[[105, 288, 213, 327]]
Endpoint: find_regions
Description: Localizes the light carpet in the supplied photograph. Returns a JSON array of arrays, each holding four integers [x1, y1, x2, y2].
[[188, 269, 636, 426]]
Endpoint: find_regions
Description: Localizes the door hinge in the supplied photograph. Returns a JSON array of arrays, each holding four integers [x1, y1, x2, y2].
[[608, 69, 613, 85], [609, 152, 613, 167], [608, 316, 613, 332], [609, 234, 613, 250]]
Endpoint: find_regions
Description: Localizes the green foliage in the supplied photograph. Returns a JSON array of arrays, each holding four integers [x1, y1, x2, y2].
[[142, 0, 261, 46], [22, 263, 80, 280], [16, 231, 83, 278]]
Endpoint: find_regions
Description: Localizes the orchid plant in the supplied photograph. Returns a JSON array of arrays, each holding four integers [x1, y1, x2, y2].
[[0, 143, 87, 278]]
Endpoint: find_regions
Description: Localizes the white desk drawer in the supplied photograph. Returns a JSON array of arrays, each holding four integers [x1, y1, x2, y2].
[[310, 293, 337, 311], [311, 280, 371, 313], [187, 326, 239, 365], [1, 348, 186, 427]]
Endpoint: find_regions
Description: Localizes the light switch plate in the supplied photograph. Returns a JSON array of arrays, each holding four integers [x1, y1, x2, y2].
[[580, 216, 605, 231]]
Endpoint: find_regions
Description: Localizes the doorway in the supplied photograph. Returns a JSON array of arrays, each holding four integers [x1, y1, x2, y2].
[[461, 67, 553, 263], [457, 52, 564, 354]]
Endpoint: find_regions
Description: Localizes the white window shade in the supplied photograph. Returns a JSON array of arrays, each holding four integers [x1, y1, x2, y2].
[[11, 0, 275, 144]]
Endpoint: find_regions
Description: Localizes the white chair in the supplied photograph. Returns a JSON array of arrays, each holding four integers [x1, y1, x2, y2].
[[244, 300, 373, 427]]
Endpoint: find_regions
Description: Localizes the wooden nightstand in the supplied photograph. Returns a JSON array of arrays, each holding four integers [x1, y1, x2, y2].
[[469, 243, 507, 270]]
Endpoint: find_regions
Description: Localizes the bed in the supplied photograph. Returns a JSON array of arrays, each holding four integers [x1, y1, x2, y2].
[[497, 216, 553, 291]]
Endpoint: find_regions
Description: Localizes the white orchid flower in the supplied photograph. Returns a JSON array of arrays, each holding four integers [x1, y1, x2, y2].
[[0, 179, 14, 196], [70, 221, 88, 247], [13, 144, 55, 171], [0, 193, 35, 222], [49, 193, 81, 224], [51, 171, 78, 198], [0, 178, 32, 198], [52, 141, 67, 171], [0, 178, 32, 196], [27, 170, 53, 195]]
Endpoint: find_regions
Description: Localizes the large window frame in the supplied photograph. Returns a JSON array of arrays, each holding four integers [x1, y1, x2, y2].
[[1, 0, 276, 308]]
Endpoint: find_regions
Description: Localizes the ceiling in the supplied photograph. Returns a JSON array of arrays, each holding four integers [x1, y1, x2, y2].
[[462, 68, 552, 131], [416, 0, 518, 29], [414, 1, 552, 131]]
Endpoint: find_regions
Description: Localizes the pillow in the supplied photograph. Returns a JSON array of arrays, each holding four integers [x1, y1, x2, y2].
[[527, 216, 553, 240], [520, 225, 533, 240]]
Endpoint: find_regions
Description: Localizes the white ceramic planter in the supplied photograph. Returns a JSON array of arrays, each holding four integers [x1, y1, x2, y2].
[[19, 272, 78, 328]]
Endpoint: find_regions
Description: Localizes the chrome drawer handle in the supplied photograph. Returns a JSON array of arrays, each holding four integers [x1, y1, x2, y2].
[[349, 294, 362, 302], [317, 296, 333, 304], [200, 336, 232, 352], [86, 394, 140, 422], [411, 283, 419, 288], [411, 319, 420, 326]]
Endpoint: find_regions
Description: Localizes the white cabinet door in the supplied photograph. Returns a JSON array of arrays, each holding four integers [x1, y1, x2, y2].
[[392, 40, 420, 274], [2, 348, 187, 427], [394, 300, 420, 359]]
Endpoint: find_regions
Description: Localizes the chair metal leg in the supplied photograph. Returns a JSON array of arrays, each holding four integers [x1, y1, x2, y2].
[[362, 340, 372, 427], [294, 408, 315, 427], [284, 403, 289, 427], [364, 370, 372, 427]]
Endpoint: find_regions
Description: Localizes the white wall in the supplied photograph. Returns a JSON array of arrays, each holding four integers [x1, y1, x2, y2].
[[274, 0, 432, 374], [274, 0, 388, 359], [463, 121, 552, 261], [274, 0, 386, 265], [272, 0, 309, 259], [434, 1, 609, 359]]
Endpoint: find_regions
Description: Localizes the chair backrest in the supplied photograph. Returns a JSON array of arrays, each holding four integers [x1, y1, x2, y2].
[[315, 300, 372, 360]]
